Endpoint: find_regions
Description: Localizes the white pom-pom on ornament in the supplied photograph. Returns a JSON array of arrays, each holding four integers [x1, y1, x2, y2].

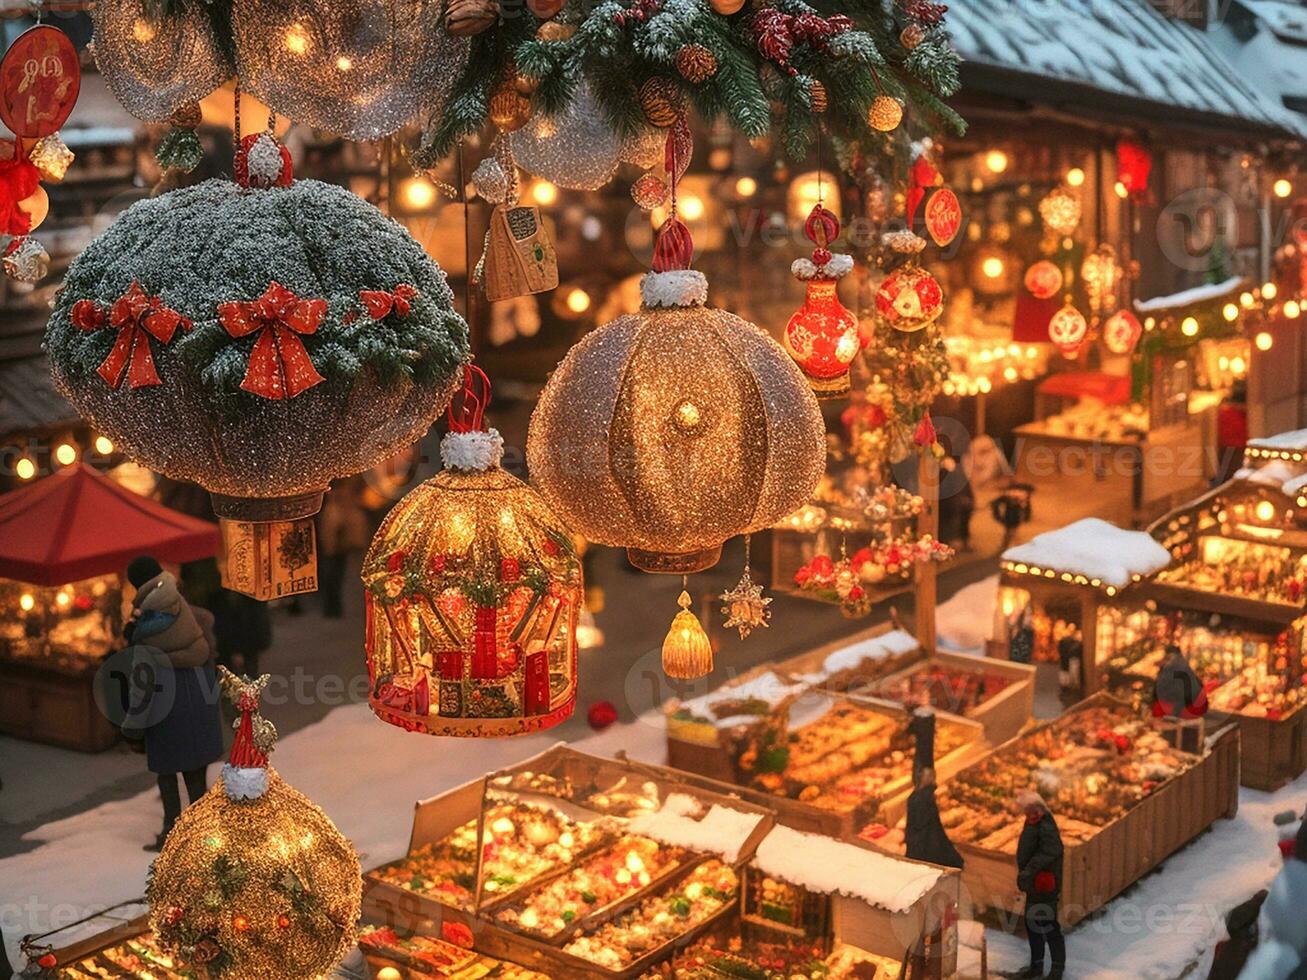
[[245, 133, 288, 188], [641, 270, 708, 309], [441, 428, 504, 472], [222, 764, 268, 801], [791, 253, 854, 281]]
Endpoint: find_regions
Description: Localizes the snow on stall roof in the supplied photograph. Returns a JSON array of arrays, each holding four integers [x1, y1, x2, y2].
[[818, 628, 919, 679], [1002, 518, 1170, 588], [1249, 428, 1307, 452], [675, 670, 807, 726], [627, 793, 765, 863], [1134, 276, 1244, 313], [753, 825, 943, 913]]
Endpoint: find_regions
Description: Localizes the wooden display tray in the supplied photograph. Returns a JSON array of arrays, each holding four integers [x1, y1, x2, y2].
[[1211, 699, 1307, 792], [950, 699, 1241, 928]]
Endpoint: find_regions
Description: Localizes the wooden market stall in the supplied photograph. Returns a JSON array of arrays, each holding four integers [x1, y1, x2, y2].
[[361, 745, 961, 980], [0, 464, 219, 751], [993, 517, 1172, 700]]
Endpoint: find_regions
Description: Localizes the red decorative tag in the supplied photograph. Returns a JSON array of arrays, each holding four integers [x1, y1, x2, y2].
[[0, 26, 80, 138], [923, 187, 961, 247]]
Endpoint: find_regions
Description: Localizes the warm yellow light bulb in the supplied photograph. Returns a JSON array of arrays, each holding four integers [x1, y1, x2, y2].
[[403, 177, 436, 210], [679, 194, 705, 220], [531, 181, 558, 206], [94, 435, 114, 455], [55, 591, 70, 607], [335, 55, 353, 71], [1256, 500, 1277, 523], [284, 23, 311, 55], [54, 443, 76, 466], [1274, 178, 1293, 199], [735, 176, 757, 197], [1262, 282, 1278, 300], [1066, 167, 1085, 187], [1256, 331, 1274, 351], [131, 17, 158, 43], [1222, 303, 1239, 322], [981, 256, 1005, 279], [1114, 181, 1129, 199], [19, 593, 34, 611], [15, 457, 35, 480], [1241, 291, 1255, 309], [985, 150, 1009, 174], [566, 288, 591, 314], [1181, 316, 1199, 337], [1286, 300, 1301, 319]]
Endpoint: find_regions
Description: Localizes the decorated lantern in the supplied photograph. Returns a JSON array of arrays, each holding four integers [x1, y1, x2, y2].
[[783, 205, 860, 397], [1104, 309, 1143, 355], [1080, 244, 1123, 315], [148, 668, 362, 980], [875, 264, 944, 333], [1024, 260, 1063, 300], [1039, 187, 1082, 237], [527, 215, 825, 574], [362, 368, 582, 737], [1048, 301, 1089, 356], [45, 139, 470, 601]]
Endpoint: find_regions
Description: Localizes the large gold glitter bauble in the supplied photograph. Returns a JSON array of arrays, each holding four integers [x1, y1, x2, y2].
[[526, 271, 826, 574], [868, 94, 904, 132], [147, 769, 362, 980], [361, 428, 583, 737]]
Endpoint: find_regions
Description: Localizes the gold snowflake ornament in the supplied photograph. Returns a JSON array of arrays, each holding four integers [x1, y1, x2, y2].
[[720, 567, 772, 639]]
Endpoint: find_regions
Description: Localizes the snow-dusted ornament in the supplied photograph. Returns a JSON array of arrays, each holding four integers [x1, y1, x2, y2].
[[510, 80, 624, 191], [1104, 309, 1143, 355], [28, 133, 74, 183], [1024, 259, 1062, 299], [3, 236, 49, 283], [784, 205, 860, 397]]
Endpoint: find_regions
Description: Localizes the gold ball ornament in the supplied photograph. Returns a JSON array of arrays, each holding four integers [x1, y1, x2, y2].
[[809, 79, 828, 114], [900, 23, 926, 49], [876, 265, 944, 332], [675, 44, 718, 84], [709, 0, 746, 14], [527, 269, 826, 574], [868, 94, 904, 132], [488, 84, 531, 132], [638, 76, 684, 128], [444, 0, 499, 36], [1039, 186, 1082, 237]]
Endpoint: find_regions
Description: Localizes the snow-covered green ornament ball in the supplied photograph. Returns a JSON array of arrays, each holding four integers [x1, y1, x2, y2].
[[45, 173, 469, 521]]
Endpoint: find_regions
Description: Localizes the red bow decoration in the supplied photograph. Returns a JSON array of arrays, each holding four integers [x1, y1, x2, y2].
[[218, 282, 327, 400], [73, 282, 189, 389], [359, 284, 417, 320]]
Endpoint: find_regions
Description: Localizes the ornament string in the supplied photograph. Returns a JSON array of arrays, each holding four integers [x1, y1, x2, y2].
[[652, 117, 694, 272], [447, 363, 491, 433]]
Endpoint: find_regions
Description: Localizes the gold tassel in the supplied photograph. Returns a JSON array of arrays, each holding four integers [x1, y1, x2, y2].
[[662, 589, 713, 679]]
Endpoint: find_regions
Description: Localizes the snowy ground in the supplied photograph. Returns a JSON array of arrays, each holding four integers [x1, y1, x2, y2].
[[2, 576, 1303, 979]]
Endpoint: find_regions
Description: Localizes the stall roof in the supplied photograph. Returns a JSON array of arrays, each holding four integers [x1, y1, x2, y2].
[[802, 628, 920, 685], [1209, 1, 1307, 120], [948, 0, 1307, 138], [628, 793, 765, 864], [753, 824, 944, 913], [1001, 518, 1171, 590], [1247, 428, 1307, 456], [0, 463, 219, 585]]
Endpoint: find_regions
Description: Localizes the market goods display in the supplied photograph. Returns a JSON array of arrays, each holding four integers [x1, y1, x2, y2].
[[146, 670, 362, 980], [563, 860, 740, 969], [874, 663, 1012, 715], [793, 536, 952, 616], [51, 931, 190, 978], [358, 926, 550, 978], [1155, 537, 1306, 606], [652, 937, 901, 979], [362, 368, 582, 736], [45, 162, 469, 599]]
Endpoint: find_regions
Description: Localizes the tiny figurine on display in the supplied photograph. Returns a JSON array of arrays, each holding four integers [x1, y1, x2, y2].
[[784, 203, 860, 397]]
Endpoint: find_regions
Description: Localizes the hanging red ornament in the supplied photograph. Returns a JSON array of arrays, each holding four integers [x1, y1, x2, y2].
[[783, 204, 860, 397], [1023, 260, 1063, 300], [922, 187, 962, 246], [1048, 301, 1088, 356], [0, 25, 80, 139], [587, 699, 618, 730], [1116, 139, 1152, 198], [1103, 309, 1143, 355], [0, 150, 40, 237], [876, 265, 944, 332], [234, 131, 293, 189]]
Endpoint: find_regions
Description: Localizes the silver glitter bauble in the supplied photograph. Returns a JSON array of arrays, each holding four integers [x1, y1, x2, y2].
[[472, 156, 511, 204], [511, 81, 624, 191], [3, 237, 49, 283], [621, 124, 670, 170], [92, 0, 233, 122], [45, 179, 469, 516], [232, 0, 470, 140], [527, 271, 826, 573]]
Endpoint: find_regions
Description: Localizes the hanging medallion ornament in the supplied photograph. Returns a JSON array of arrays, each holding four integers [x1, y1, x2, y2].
[[91, 0, 231, 123], [147, 668, 362, 980], [1048, 301, 1088, 356], [1104, 309, 1143, 355], [361, 367, 583, 737], [528, 129, 825, 575], [922, 186, 962, 247], [0, 25, 80, 139], [784, 204, 860, 397], [45, 133, 470, 602], [1080, 244, 1123, 317], [664, 588, 713, 679], [1039, 186, 1082, 237], [720, 538, 771, 639], [484, 196, 559, 301], [876, 264, 944, 333], [231, 0, 471, 140], [1024, 259, 1063, 300]]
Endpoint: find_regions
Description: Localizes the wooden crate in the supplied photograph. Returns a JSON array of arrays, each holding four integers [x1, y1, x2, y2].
[[0, 660, 117, 752], [1223, 702, 1307, 791], [861, 651, 1036, 746], [955, 722, 1240, 927]]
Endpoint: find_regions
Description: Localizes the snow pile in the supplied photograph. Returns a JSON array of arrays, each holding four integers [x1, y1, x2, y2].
[[753, 824, 943, 913], [817, 629, 919, 679], [936, 577, 998, 655], [628, 795, 765, 864], [675, 670, 807, 726], [1249, 429, 1307, 453], [1135, 276, 1244, 313], [1002, 518, 1170, 588]]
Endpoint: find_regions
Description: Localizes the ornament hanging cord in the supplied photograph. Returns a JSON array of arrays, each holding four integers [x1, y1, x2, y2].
[[652, 119, 695, 272]]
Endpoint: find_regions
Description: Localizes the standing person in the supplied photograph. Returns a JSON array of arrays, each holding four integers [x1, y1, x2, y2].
[[1015, 789, 1065, 980], [908, 705, 936, 783], [317, 475, 370, 618], [1057, 625, 1083, 703], [1215, 379, 1248, 486], [122, 556, 225, 852], [904, 767, 963, 869]]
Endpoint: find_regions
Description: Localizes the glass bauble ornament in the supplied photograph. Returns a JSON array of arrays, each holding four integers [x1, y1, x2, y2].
[[527, 268, 825, 574], [1049, 301, 1088, 355], [91, 0, 232, 122], [631, 172, 670, 211], [511, 81, 623, 190], [1104, 309, 1143, 355], [1039, 187, 1082, 237], [784, 205, 860, 397], [231, 0, 470, 140], [1024, 260, 1062, 299], [868, 94, 904, 132], [1081, 244, 1123, 314], [876, 265, 944, 332]]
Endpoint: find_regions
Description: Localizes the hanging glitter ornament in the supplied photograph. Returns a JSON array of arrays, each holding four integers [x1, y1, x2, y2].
[[3, 236, 49, 283], [876, 265, 944, 333], [148, 668, 362, 980], [232, 0, 471, 140], [720, 538, 771, 639], [472, 155, 512, 205], [28, 134, 73, 183], [1104, 309, 1143, 355], [784, 205, 860, 397], [511, 81, 624, 191], [632, 172, 670, 211], [1048, 301, 1089, 355], [663, 588, 713, 679], [362, 368, 583, 737], [922, 187, 962, 247], [1081, 244, 1123, 316], [1039, 186, 1082, 237], [868, 94, 904, 132], [91, 0, 232, 122], [1024, 259, 1063, 300]]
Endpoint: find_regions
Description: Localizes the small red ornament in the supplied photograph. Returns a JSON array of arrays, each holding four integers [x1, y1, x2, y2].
[[587, 700, 618, 729], [922, 187, 962, 246], [783, 205, 859, 396], [1048, 301, 1088, 356], [500, 556, 521, 581], [442, 921, 475, 948], [232, 913, 251, 933], [359, 284, 417, 319], [876, 265, 944, 332], [1116, 139, 1152, 198], [1024, 260, 1062, 300], [234, 132, 293, 189], [914, 413, 937, 447], [277, 913, 291, 929], [386, 550, 407, 573], [37, 953, 58, 969], [1103, 309, 1142, 355], [0, 26, 80, 139], [165, 905, 184, 925]]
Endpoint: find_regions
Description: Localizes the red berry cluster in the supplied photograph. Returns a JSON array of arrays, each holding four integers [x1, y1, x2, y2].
[[751, 8, 853, 76], [903, 0, 948, 24]]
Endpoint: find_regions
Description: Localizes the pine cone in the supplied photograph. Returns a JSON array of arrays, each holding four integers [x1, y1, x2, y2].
[[169, 102, 203, 130], [444, 0, 498, 36], [809, 78, 828, 114], [638, 76, 683, 128], [900, 23, 926, 49], [904, 0, 947, 24], [675, 44, 718, 84], [488, 85, 530, 132]]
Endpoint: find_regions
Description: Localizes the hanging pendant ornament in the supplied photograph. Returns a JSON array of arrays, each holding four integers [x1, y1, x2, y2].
[[234, 131, 294, 189], [3, 235, 49, 283], [922, 186, 962, 247], [156, 103, 204, 175], [664, 585, 713, 679], [868, 93, 904, 132], [1024, 259, 1063, 299], [784, 203, 860, 397], [472, 154, 512, 205], [0, 25, 80, 139], [482, 141, 559, 302], [28, 133, 73, 183], [1039, 186, 1082, 237], [876, 264, 944, 333], [1049, 300, 1089, 356], [1081, 244, 1123, 317], [720, 537, 771, 639], [1104, 309, 1143, 355]]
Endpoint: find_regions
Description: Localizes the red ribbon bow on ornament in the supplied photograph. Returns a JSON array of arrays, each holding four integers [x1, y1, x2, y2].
[[359, 284, 417, 320], [72, 282, 189, 389], [218, 281, 327, 400]]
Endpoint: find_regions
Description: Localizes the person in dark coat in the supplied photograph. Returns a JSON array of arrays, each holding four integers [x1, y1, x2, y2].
[[1015, 789, 1065, 979], [908, 705, 936, 783], [905, 767, 963, 870], [1152, 644, 1208, 720], [121, 556, 225, 852]]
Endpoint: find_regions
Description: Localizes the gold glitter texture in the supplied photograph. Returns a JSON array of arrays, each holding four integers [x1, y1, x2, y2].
[[663, 589, 712, 679], [526, 302, 826, 573], [147, 770, 362, 980]]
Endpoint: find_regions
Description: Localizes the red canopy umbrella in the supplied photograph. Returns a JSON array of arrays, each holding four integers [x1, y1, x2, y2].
[[0, 464, 220, 586]]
